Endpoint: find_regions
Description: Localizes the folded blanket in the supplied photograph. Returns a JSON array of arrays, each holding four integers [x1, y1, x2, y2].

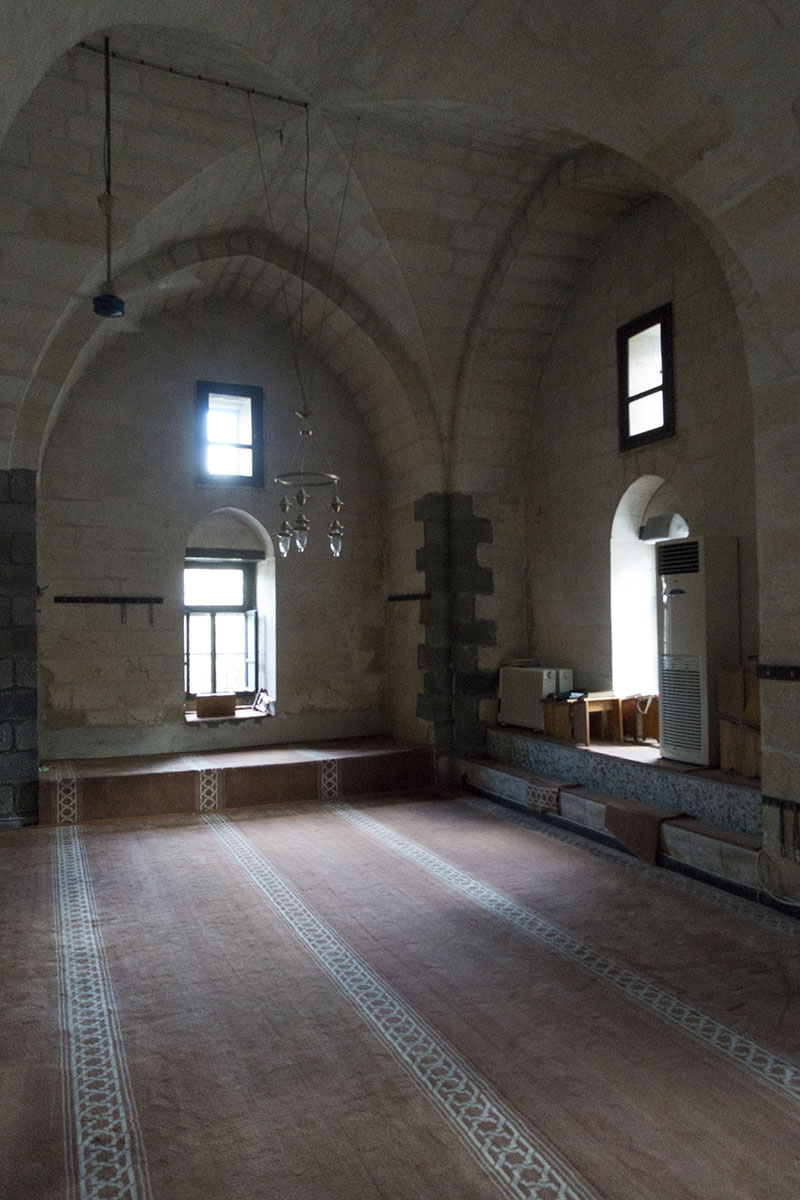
[[604, 803, 685, 864]]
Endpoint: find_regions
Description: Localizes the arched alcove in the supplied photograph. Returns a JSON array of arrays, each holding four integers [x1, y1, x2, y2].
[[185, 508, 277, 705], [610, 476, 688, 699]]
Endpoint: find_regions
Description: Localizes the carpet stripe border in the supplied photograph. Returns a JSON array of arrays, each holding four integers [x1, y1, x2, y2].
[[53, 827, 152, 1200], [329, 801, 800, 1106], [204, 812, 600, 1200], [463, 794, 800, 940]]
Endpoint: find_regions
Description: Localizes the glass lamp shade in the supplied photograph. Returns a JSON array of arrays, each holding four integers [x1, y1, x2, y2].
[[293, 512, 310, 553], [328, 517, 344, 557], [278, 520, 293, 557]]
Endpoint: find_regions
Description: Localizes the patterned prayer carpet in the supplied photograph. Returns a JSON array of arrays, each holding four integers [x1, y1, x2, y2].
[[2, 789, 799, 1200]]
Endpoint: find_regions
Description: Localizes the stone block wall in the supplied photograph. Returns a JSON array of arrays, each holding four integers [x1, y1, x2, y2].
[[0, 469, 37, 826], [415, 493, 496, 754], [36, 304, 386, 759], [526, 195, 759, 690]]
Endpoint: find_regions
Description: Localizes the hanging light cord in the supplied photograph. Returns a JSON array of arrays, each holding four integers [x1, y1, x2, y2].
[[310, 115, 361, 417], [247, 94, 311, 413], [101, 36, 113, 285], [296, 105, 312, 418]]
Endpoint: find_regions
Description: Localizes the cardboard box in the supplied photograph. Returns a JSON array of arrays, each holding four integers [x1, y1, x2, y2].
[[719, 716, 743, 775], [743, 663, 761, 725], [719, 716, 761, 779], [621, 695, 659, 742], [542, 699, 574, 741], [740, 722, 761, 778], [718, 667, 745, 720], [196, 692, 237, 718]]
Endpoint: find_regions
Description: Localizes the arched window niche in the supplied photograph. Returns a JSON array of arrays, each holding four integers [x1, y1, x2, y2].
[[183, 508, 276, 716], [610, 477, 688, 700]]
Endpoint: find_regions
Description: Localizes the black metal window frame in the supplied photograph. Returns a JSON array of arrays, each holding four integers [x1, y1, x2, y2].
[[617, 303, 675, 451], [183, 558, 258, 700], [195, 379, 265, 487]]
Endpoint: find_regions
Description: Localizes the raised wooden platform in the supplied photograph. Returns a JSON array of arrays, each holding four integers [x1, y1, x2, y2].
[[38, 738, 436, 825]]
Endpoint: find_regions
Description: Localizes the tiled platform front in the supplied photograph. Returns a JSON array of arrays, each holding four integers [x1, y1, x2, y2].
[[489, 727, 762, 836], [459, 753, 763, 894], [38, 738, 436, 825]]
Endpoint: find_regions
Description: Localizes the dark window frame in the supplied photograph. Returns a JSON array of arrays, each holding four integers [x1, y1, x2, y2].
[[617, 303, 675, 452], [195, 379, 265, 488]]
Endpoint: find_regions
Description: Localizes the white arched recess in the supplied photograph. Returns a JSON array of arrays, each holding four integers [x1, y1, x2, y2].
[[610, 476, 689, 700], [185, 508, 276, 702]]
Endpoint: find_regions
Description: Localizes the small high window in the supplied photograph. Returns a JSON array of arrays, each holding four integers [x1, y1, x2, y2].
[[183, 558, 258, 698], [196, 380, 264, 486], [617, 304, 674, 451]]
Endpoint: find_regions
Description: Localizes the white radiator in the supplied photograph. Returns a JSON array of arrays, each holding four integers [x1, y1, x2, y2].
[[498, 667, 573, 730]]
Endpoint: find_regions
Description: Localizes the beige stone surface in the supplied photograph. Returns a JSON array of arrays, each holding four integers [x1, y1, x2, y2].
[[0, 3, 799, 837]]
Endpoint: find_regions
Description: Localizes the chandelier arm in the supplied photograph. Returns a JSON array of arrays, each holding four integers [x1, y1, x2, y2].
[[274, 470, 339, 487]]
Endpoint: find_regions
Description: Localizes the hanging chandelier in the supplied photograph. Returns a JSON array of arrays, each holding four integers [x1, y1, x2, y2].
[[275, 405, 344, 557]]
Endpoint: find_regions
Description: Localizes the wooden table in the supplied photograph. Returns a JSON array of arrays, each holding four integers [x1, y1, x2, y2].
[[572, 693, 623, 745]]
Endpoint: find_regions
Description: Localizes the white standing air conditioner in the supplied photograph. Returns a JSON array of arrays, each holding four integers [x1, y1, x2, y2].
[[498, 666, 573, 730], [657, 536, 739, 766]]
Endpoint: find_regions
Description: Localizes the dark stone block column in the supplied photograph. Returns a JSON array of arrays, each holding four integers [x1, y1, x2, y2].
[[414, 493, 496, 755], [0, 469, 38, 827]]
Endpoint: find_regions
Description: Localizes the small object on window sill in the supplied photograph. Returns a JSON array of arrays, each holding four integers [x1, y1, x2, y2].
[[252, 688, 274, 715], [195, 692, 237, 718]]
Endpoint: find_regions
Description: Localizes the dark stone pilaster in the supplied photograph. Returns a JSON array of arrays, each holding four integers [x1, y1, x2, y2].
[[0, 469, 38, 827], [414, 493, 496, 756]]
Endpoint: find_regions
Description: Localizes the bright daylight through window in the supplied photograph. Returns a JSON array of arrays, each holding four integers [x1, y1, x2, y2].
[[196, 380, 264, 486], [183, 563, 256, 698], [617, 304, 674, 451]]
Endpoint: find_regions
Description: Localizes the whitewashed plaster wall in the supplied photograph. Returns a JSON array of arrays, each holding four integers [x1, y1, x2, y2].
[[526, 195, 757, 690], [37, 301, 386, 757]]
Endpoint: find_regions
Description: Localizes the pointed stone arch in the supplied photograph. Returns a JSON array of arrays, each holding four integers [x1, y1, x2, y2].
[[13, 230, 445, 504], [451, 147, 654, 493]]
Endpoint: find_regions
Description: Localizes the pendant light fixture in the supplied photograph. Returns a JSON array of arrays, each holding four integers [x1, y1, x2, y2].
[[249, 99, 358, 558], [275, 408, 343, 557], [93, 37, 125, 318]]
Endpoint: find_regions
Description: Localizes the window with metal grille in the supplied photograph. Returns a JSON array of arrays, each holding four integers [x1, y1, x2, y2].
[[617, 304, 675, 451], [183, 559, 257, 699]]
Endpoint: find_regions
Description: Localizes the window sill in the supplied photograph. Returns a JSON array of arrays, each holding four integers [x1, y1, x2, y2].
[[184, 707, 272, 725]]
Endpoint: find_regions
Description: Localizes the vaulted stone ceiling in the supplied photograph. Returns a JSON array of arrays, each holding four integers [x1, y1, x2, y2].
[[3, 3, 800, 499], [0, 21, 657, 500]]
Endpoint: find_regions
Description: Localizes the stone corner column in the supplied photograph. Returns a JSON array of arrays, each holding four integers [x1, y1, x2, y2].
[[0, 468, 38, 828]]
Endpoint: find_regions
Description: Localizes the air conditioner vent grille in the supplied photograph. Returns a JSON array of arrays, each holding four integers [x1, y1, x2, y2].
[[657, 540, 700, 576], [660, 667, 703, 752]]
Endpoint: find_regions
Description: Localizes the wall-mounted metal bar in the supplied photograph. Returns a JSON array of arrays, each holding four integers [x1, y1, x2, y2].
[[763, 795, 800, 811], [54, 596, 163, 604], [54, 596, 164, 625], [757, 665, 800, 681], [387, 592, 430, 603]]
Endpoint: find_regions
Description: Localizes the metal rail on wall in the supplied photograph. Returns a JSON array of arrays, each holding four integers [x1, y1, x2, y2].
[[53, 596, 163, 624]]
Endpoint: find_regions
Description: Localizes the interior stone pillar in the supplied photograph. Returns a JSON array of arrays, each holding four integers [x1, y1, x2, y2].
[[0, 469, 38, 827], [414, 493, 496, 756]]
